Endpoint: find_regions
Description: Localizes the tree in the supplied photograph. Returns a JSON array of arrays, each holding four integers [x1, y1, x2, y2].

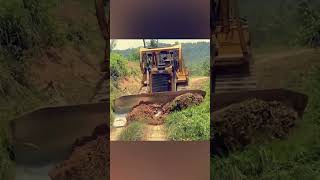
[[149, 39, 158, 48], [296, 0, 320, 46], [110, 40, 117, 50], [142, 39, 158, 48]]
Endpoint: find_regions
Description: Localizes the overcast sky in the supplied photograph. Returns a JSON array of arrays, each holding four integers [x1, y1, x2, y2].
[[112, 39, 210, 50]]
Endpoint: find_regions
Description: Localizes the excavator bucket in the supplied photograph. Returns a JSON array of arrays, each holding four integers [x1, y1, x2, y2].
[[113, 90, 206, 114], [10, 102, 108, 165], [212, 88, 308, 117]]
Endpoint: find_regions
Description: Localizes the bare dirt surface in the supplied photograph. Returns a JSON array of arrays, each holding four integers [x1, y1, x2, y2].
[[126, 103, 164, 125], [118, 76, 141, 95], [117, 61, 142, 95], [212, 99, 298, 155], [189, 76, 209, 89], [49, 124, 109, 180], [30, 46, 102, 104], [111, 87, 206, 141], [110, 127, 125, 141], [126, 93, 204, 125], [254, 49, 320, 89], [142, 125, 167, 141]]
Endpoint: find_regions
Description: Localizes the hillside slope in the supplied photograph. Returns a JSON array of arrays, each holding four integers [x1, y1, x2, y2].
[[0, 0, 106, 179]]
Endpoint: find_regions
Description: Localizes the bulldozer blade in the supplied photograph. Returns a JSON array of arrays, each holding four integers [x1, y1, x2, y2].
[[10, 102, 108, 165], [113, 90, 206, 114], [212, 88, 308, 117]]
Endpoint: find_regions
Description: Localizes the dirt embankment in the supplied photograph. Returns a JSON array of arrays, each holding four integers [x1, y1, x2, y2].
[[211, 99, 298, 155], [49, 123, 109, 180], [30, 47, 103, 104], [126, 93, 204, 125]]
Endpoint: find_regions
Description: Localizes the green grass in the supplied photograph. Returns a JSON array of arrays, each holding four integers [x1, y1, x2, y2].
[[211, 66, 320, 180], [0, 123, 14, 180], [165, 81, 210, 141], [119, 122, 144, 141]]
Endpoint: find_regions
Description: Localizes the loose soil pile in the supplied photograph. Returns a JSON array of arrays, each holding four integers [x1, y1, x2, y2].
[[126, 103, 164, 125], [162, 93, 204, 113], [126, 93, 204, 125], [49, 123, 109, 180], [211, 99, 298, 155]]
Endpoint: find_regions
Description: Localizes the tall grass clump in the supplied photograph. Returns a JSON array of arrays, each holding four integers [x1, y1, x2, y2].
[[165, 81, 210, 141]]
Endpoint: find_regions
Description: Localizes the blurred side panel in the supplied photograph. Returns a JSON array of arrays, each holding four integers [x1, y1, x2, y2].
[[111, 141, 210, 180]]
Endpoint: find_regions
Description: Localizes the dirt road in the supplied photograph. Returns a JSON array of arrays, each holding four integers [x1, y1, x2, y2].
[[189, 76, 210, 89], [110, 76, 209, 141], [142, 125, 167, 141], [254, 48, 320, 89]]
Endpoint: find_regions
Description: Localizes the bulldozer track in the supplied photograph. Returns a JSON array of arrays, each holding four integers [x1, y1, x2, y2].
[[215, 66, 257, 94]]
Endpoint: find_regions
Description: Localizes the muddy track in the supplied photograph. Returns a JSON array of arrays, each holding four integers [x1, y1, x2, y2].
[[110, 76, 208, 141], [142, 125, 167, 141]]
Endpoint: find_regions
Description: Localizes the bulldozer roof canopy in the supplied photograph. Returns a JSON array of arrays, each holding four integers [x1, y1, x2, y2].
[[140, 44, 181, 52]]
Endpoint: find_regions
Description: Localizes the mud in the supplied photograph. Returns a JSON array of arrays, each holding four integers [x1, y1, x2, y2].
[[211, 99, 298, 155], [126, 93, 204, 125], [126, 103, 164, 125], [49, 123, 109, 180]]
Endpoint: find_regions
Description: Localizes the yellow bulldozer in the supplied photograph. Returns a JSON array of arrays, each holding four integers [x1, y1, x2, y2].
[[112, 43, 204, 114], [211, 0, 308, 114], [139, 44, 189, 93], [212, 0, 256, 93]]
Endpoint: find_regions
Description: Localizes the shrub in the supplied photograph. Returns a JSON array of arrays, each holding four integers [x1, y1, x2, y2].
[[110, 52, 128, 81]]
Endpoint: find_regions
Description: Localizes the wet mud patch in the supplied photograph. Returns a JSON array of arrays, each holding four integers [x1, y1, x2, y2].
[[49, 123, 109, 180], [211, 99, 299, 155], [126, 93, 204, 125]]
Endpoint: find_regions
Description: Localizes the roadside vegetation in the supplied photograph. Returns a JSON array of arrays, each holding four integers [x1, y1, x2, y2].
[[110, 51, 139, 125], [166, 81, 210, 141]]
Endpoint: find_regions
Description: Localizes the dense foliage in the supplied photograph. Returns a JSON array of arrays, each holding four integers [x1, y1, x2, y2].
[[110, 52, 128, 81], [296, 0, 320, 47], [239, 0, 320, 47]]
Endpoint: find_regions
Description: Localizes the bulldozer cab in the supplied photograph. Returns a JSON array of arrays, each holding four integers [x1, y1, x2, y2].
[[140, 44, 189, 93]]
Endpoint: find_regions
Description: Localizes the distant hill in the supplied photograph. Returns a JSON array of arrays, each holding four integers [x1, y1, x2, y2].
[[113, 42, 210, 67]]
